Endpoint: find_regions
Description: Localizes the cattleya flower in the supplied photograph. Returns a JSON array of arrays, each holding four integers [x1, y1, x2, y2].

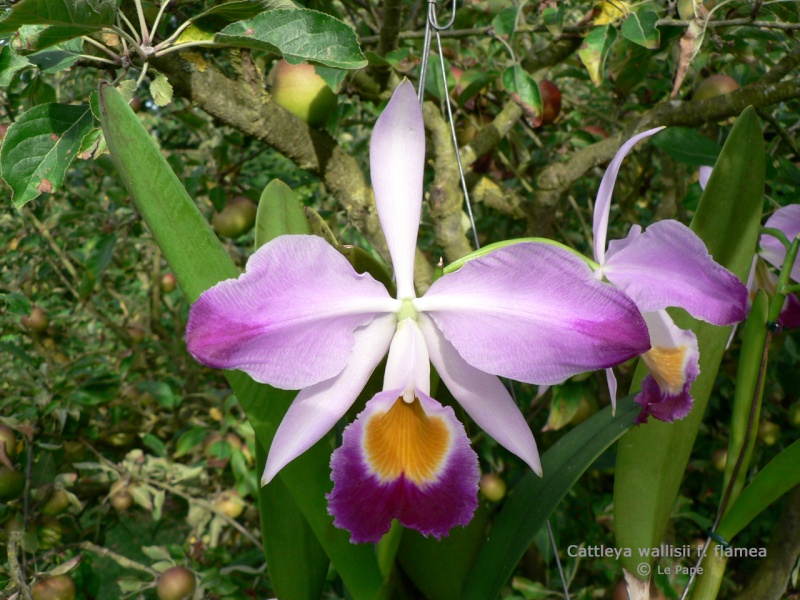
[[593, 131, 748, 424], [700, 169, 800, 328], [187, 81, 652, 543]]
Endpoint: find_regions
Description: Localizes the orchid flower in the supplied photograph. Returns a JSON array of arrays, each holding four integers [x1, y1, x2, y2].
[[699, 171, 800, 328], [593, 131, 748, 424], [186, 81, 651, 543]]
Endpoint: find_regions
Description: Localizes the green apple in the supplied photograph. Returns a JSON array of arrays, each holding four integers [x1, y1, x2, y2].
[[479, 473, 507, 502], [157, 567, 196, 600], [160, 272, 177, 292], [0, 467, 24, 502], [0, 424, 17, 460], [41, 488, 71, 516], [758, 420, 780, 446], [268, 59, 337, 128], [694, 74, 739, 101], [211, 196, 257, 239], [711, 448, 727, 472]]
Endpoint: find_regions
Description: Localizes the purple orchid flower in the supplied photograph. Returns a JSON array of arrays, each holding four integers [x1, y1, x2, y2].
[[593, 131, 749, 424], [186, 81, 651, 543], [699, 172, 800, 328]]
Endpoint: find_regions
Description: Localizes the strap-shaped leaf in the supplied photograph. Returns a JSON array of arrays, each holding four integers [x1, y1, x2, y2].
[[0, 103, 94, 208], [0, 0, 116, 33], [463, 396, 641, 599], [614, 107, 765, 575], [97, 83, 387, 600], [215, 9, 367, 69]]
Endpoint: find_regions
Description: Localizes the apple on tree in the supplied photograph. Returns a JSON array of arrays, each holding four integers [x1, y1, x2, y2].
[[268, 59, 337, 128]]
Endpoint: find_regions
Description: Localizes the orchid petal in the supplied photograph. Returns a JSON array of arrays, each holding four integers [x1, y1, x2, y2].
[[261, 314, 397, 483], [780, 293, 800, 329], [371, 80, 425, 299], [761, 205, 800, 283], [592, 127, 665, 263], [384, 318, 430, 401], [698, 165, 713, 189], [635, 310, 699, 423], [186, 235, 398, 388], [419, 315, 541, 475], [328, 389, 479, 543], [603, 220, 748, 325], [415, 243, 650, 385]]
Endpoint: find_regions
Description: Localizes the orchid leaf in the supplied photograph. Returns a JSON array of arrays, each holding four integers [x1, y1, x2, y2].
[[0, 0, 116, 33], [578, 24, 617, 87], [464, 396, 641, 599], [0, 103, 94, 208], [718, 439, 800, 540], [621, 11, 660, 49], [98, 83, 387, 600], [256, 179, 310, 246], [614, 107, 765, 575], [215, 9, 367, 69]]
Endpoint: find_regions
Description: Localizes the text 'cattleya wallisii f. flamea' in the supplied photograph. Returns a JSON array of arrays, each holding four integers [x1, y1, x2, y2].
[[186, 80, 651, 543], [593, 131, 749, 424]]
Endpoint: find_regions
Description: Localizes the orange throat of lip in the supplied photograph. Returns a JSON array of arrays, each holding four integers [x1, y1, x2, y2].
[[641, 345, 689, 395], [363, 398, 451, 485]]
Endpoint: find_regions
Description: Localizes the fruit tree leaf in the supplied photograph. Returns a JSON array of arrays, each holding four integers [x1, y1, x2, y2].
[[0, 103, 94, 208], [492, 5, 521, 36], [621, 11, 661, 49], [26, 37, 84, 73], [651, 127, 721, 167], [502, 65, 542, 122], [0, 0, 117, 33], [578, 24, 617, 87], [542, 5, 564, 37], [11, 24, 90, 53], [0, 45, 31, 86], [149, 72, 173, 107], [215, 9, 367, 69]]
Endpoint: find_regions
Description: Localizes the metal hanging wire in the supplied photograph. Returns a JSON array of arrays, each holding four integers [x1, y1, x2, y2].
[[417, 0, 480, 250]]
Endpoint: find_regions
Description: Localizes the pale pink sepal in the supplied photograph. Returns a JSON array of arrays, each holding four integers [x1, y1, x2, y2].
[[370, 80, 425, 299], [761, 205, 800, 283], [418, 314, 542, 475]]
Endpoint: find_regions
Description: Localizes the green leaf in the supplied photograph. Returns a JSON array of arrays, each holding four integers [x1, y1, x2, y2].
[[578, 24, 618, 87], [614, 107, 765, 575], [255, 179, 310, 247], [149, 72, 173, 107], [0, 0, 116, 33], [502, 65, 542, 120], [621, 11, 661, 49], [98, 83, 387, 600], [26, 37, 84, 73], [491, 6, 521, 36], [464, 397, 641, 599], [397, 506, 487, 600], [256, 439, 329, 600], [542, 5, 564, 36], [651, 127, 721, 167], [314, 65, 348, 93], [0, 103, 94, 208], [0, 292, 31, 315], [190, 0, 296, 30], [215, 9, 367, 69], [718, 439, 800, 540], [11, 24, 89, 53], [0, 45, 31, 86]]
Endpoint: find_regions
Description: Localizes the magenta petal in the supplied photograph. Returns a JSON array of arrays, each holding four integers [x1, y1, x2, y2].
[[761, 205, 800, 283], [262, 315, 397, 483], [418, 315, 541, 475], [370, 80, 425, 298], [415, 242, 650, 385], [779, 293, 800, 329], [186, 235, 397, 388], [328, 390, 479, 543], [603, 220, 748, 325]]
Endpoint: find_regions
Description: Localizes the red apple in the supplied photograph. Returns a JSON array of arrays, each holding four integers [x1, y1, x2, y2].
[[211, 196, 257, 239], [268, 59, 337, 128], [31, 575, 76, 600], [129, 96, 144, 112], [538, 80, 561, 125], [581, 125, 610, 139], [693, 74, 739, 101], [157, 567, 196, 600], [22, 306, 50, 333], [160, 272, 177, 293]]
